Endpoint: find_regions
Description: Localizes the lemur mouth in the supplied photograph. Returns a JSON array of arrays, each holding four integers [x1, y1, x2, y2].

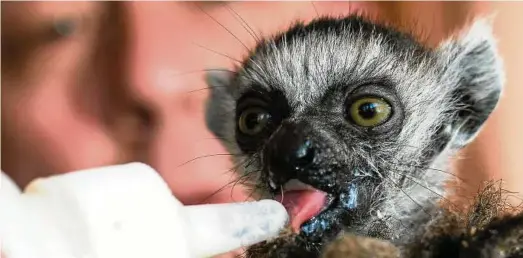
[[273, 179, 338, 233]]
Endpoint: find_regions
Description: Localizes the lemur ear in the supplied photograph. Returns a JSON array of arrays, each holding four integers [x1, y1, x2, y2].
[[204, 70, 236, 138], [437, 17, 505, 149]]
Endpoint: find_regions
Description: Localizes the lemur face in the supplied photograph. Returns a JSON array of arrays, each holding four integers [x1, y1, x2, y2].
[[205, 15, 503, 255]]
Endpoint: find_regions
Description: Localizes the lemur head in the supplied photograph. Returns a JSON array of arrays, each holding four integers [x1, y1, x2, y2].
[[205, 14, 504, 254]]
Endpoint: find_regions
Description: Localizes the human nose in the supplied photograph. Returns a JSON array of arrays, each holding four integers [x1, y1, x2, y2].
[[122, 2, 242, 204], [125, 3, 197, 107]]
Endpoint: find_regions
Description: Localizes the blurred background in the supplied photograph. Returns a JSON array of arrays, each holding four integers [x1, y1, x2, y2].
[[2, 1, 522, 207]]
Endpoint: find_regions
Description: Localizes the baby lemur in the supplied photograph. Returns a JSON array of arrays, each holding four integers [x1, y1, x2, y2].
[[204, 13, 522, 257]]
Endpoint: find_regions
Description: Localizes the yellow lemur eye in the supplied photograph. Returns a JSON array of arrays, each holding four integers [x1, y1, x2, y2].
[[238, 107, 271, 135], [349, 97, 392, 127]]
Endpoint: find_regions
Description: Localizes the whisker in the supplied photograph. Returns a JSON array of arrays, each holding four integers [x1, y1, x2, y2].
[[176, 153, 242, 168], [234, 178, 263, 203], [347, 0, 354, 15], [197, 159, 257, 203], [192, 41, 242, 63], [230, 173, 260, 202], [223, 3, 260, 42], [224, 157, 257, 177], [234, 171, 258, 188], [370, 167, 438, 220], [310, 1, 320, 17], [362, 158, 431, 219], [184, 85, 228, 94], [391, 177, 431, 215], [194, 2, 250, 51], [365, 147, 468, 184], [208, 180, 241, 203], [388, 170, 461, 210], [198, 175, 245, 204], [230, 159, 260, 196], [240, 174, 269, 203], [387, 158, 468, 184], [374, 166, 431, 216], [174, 68, 236, 78]]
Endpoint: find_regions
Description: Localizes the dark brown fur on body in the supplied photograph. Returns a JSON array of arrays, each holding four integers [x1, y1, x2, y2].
[[247, 182, 523, 258]]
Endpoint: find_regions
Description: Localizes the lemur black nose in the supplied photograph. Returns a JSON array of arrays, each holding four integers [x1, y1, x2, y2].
[[265, 122, 316, 179]]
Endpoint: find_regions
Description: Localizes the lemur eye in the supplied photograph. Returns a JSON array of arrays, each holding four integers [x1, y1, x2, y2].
[[238, 107, 271, 135], [349, 97, 392, 127]]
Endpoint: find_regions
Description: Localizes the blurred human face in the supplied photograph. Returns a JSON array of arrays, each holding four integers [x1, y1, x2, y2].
[[1, 2, 364, 205]]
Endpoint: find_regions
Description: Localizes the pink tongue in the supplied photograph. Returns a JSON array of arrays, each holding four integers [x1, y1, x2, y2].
[[275, 190, 327, 233]]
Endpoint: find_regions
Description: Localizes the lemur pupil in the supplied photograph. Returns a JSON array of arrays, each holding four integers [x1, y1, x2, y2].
[[245, 113, 259, 129], [246, 112, 269, 129], [358, 102, 377, 119]]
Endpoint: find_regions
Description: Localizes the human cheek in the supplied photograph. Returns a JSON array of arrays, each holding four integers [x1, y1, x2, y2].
[[1, 73, 120, 188]]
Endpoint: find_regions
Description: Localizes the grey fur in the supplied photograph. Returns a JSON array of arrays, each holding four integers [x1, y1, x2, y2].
[[205, 15, 504, 255]]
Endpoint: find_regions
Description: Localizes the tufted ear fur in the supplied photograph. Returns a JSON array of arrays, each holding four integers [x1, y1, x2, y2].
[[437, 18, 505, 149], [204, 70, 236, 139]]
